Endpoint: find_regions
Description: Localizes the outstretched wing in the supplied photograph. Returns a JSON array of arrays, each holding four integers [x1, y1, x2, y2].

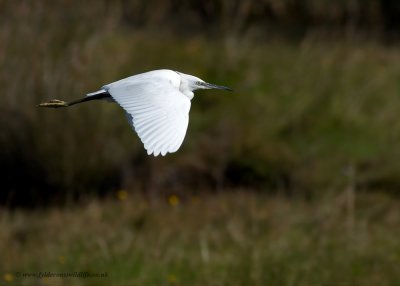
[[106, 81, 191, 156]]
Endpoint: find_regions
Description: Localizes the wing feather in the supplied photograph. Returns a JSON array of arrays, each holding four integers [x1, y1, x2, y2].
[[106, 80, 191, 156], [148, 125, 174, 153], [144, 119, 168, 141]]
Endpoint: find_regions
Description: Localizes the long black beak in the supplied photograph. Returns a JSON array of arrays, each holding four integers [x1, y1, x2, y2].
[[202, 82, 233, 91]]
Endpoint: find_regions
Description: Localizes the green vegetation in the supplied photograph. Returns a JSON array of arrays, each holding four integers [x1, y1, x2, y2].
[[3, 33, 400, 200], [1, 2, 400, 200], [2, 1, 400, 285], [2, 191, 400, 285]]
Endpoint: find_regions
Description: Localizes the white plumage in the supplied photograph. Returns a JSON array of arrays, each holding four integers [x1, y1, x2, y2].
[[39, 69, 232, 156], [104, 70, 190, 156]]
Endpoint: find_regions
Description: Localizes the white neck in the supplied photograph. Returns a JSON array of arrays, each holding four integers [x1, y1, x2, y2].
[[181, 90, 194, 100], [179, 81, 195, 100]]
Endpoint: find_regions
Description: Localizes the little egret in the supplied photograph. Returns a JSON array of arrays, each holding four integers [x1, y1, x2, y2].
[[39, 69, 232, 156]]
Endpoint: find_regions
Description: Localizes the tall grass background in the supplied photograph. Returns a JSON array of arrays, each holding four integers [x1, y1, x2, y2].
[[1, 1, 400, 285]]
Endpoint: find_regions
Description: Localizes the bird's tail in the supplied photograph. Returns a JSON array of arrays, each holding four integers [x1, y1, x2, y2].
[[38, 89, 110, 108]]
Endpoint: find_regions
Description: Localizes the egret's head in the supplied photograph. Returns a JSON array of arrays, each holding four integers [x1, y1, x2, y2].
[[177, 72, 232, 92]]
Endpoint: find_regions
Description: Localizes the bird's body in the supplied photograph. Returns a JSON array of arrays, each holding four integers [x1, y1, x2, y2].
[[39, 69, 231, 156]]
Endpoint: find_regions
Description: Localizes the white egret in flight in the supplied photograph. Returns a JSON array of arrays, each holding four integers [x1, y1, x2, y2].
[[39, 69, 232, 156]]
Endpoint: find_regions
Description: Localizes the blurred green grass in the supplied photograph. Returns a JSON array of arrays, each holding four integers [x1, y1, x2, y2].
[[2, 2, 400, 285], [2, 191, 400, 286], [4, 34, 400, 198], [2, 2, 400, 199]]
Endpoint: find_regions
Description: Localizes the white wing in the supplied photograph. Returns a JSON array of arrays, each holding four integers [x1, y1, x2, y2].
[[105, 80, 191, 156]]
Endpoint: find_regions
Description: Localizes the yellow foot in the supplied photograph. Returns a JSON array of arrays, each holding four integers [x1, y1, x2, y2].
[[38, 99, 68, 108]]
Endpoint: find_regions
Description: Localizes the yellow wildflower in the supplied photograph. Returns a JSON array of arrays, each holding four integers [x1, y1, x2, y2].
[[168, 195, 179, 206], [167, 273, 177, 284], [4, 273, 13, 282], [117, 190, 128, 201]]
